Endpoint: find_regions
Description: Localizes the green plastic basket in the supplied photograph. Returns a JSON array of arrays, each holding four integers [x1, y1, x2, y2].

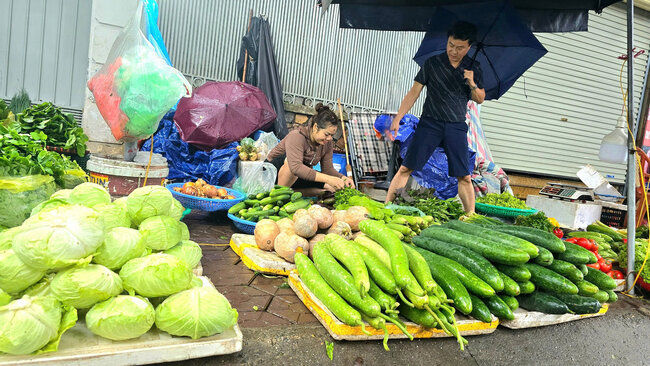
[[475, 202, 538, 218]]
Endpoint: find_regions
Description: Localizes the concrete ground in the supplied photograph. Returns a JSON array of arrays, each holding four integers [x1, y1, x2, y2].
[[173, 210, 650, 366]]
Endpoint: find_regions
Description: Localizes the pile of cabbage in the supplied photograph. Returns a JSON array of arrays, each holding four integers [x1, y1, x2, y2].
[[0, 183, 238, 355]]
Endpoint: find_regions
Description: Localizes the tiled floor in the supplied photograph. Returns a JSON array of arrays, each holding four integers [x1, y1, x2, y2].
[[185, 210, 318, 328]]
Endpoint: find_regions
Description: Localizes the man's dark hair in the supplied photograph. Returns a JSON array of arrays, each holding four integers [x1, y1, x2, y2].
[[448, 21, 477, 44]]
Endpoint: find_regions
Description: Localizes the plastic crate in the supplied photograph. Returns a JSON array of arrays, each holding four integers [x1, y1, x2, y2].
[[600, 206, 626, 228], [228, 213, 256, 234], [167, 183, 245, 212], [475, 202, 538, 218]]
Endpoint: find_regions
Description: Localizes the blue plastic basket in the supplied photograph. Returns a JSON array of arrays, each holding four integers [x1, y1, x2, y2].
[[167, 183, 246, 212], [228, 213, 256, 234]]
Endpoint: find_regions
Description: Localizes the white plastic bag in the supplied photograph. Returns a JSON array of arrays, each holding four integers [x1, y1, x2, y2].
[[254, 132, 279, 161], [233, 161, 277, 195]]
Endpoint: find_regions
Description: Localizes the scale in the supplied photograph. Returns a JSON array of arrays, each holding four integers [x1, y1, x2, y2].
[[539, 182, 594, 201]]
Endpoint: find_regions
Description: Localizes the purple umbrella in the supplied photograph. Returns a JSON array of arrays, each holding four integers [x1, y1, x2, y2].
[[174, 81, 276, 149]]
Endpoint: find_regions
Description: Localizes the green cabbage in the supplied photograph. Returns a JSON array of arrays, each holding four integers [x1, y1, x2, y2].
[[119, 253, 192, 297], [0, 226, 20, 251], [126, 186, 174, 225], [0, 249, 46, 294], [67, 182, 111, 208], [169, 199, 185, 220], [0, 289, 10, 306], [93, 227, 147, 270], [94, 202, 132, 232], [164, 240, 202, 269], [179, 221, 190, 241], [155, 284, 238, 339], [86, 295, 155, 341], [0, 296, 78, 355], [30, 198, 70, 216], [50, 189, 72, 201], [21, 274, 55, 298], [139, 216, 183, 250], [51, 264, 123, 309], [13, 205, 105, 270]]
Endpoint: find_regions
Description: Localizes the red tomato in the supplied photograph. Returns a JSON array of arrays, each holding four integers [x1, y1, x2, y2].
[[599, 259, 612, 273], [576, 237, 593, 250], [587, 262, 601, 270], [610, 270, 624, 279], [565, 238, 578, 244], [606, 271, 616, 278], [553, 227, 564, 239], [594, 251, 603, 262]]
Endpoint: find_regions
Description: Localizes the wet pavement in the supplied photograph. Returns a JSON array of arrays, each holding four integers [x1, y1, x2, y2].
[[177, 210, 650, 366]]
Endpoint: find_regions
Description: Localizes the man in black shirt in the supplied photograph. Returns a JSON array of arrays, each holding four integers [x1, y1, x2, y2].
[[385, 21, 485, 214]]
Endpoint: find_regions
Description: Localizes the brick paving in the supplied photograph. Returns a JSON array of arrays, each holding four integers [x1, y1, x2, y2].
[[184, 210, 318, 328]]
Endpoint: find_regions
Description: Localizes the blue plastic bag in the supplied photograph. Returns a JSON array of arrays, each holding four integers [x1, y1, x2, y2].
[[141, 111, 239, 186], [142, 0, 172, 66], [394, 115, 476, 200]]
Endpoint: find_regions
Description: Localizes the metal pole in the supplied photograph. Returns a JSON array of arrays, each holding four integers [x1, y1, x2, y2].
[[626, 0, 636, 294], [635, 54, 650, 145]]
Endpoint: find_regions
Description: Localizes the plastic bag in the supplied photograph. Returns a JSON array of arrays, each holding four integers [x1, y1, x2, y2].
[[87, 0, 191, 142], [56, 168, 88, 189], [0, 175, 56, 227], [254, 131, 279, 161], [232, 161, 277, 195]]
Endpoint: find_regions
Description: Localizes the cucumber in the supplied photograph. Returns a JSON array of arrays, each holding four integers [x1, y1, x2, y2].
[[398, 303, 436, 328], [290, 192, 303, 202], [413, 236, 504, 292], [533, 246, 553, 266], [496, 265, 531, 282], [584, 267, 617, 290], [420, 227, 530, 265], [517, 292, 570, 314], [606, 290, 618, 303], [518, 281, 535, 294], [260, 194, 290, 205], [547, 260, 583, 283], [483, 295, 514, 320], [244, 199, 260, 206], [488, 225, 566, 253], [574, 280, 599, 296], [414, 247, 495, 298], [557, 242, 598, 265], [469, 295, 493, 323], [578, 264, 589, 276], [285, 200, 311, 213], [227, 202, 246, 214], [270, 187, 293, 197], [416, 248, 472, 314], [444, 220, 539, 258], [548, 292, 602, 314], [501, 295, 519, 311], [591, 290, 610, 303], [523, 263, 579, 294], [497, 271, 521, 296]]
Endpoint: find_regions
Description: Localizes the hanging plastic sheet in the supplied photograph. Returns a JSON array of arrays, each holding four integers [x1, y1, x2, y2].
[[141, 111, 239, 186]]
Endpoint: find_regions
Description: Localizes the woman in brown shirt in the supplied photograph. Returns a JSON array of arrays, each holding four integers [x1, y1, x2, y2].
[[267, 103, 354, 195]]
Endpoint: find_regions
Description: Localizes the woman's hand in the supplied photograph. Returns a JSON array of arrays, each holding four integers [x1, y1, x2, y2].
[[343, 176, 355, 188], [327, 176, 346, 191]]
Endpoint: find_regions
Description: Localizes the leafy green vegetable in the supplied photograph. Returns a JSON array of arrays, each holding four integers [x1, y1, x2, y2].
[[334, 187, 366, 207], [0, 175, 56, 228], [326, 341, 334, 360], [0, 226, 20, 251], [393, 188, 464, 223], [7, 89, 31, 115], [119, 253, 193, 297], [13, 205, 105, 270], [636, 225, 649, 239], [13, 102, 88, 156], [93, 227, 147, 271], [68, 182, 111, 208], [618, 239, 650, 283], [126, 186, 175, 225], [0, 296, 76, 355], [50, 264, 123, 309], [0, 288, 10, 306], [154, 284, 238, 339], [139, 215, 183, 250], [94, 202, 132, 232], [476, 192, 531, 209], [0, 249, 47, 294], [164, 240, 202, 269], [514, 212, 554, 232], [86, 295, 155, 341]]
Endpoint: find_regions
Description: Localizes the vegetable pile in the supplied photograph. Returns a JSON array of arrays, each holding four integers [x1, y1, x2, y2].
[[237, 137, 261, 161], [172, 178, 235, 199], [392, 188, 464, 224], [476, 192, 531, 210], [0, 183, 238, 355], [13, 102, 88, 157], [228, 185, 313, 223]]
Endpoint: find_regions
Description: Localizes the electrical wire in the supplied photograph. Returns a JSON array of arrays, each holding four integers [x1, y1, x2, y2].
[[617, 59, 650, 295], [142, 135, 154, 187]]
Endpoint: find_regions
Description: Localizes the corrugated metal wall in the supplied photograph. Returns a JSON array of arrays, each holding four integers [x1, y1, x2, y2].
[[157, 0, 425, 113], [157, 0, 648, 181], [0, 0, 92, 112], [480, 3, 650, 182]]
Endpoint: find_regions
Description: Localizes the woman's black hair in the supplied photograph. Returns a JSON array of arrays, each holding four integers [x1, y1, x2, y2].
[[448, 21, 477, 45], [310, 103, 339, 130]]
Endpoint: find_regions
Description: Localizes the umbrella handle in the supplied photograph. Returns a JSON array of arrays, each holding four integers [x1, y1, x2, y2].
[[337, 98, 353, 178]]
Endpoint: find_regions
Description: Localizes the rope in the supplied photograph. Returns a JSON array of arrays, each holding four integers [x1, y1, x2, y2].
[[142, 135, 153, 187]]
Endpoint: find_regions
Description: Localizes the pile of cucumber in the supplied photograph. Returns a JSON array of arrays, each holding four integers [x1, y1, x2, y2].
[[227, 185, 312, 222], [411, 220, 618, 322], [296, 220, 468, 351]]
